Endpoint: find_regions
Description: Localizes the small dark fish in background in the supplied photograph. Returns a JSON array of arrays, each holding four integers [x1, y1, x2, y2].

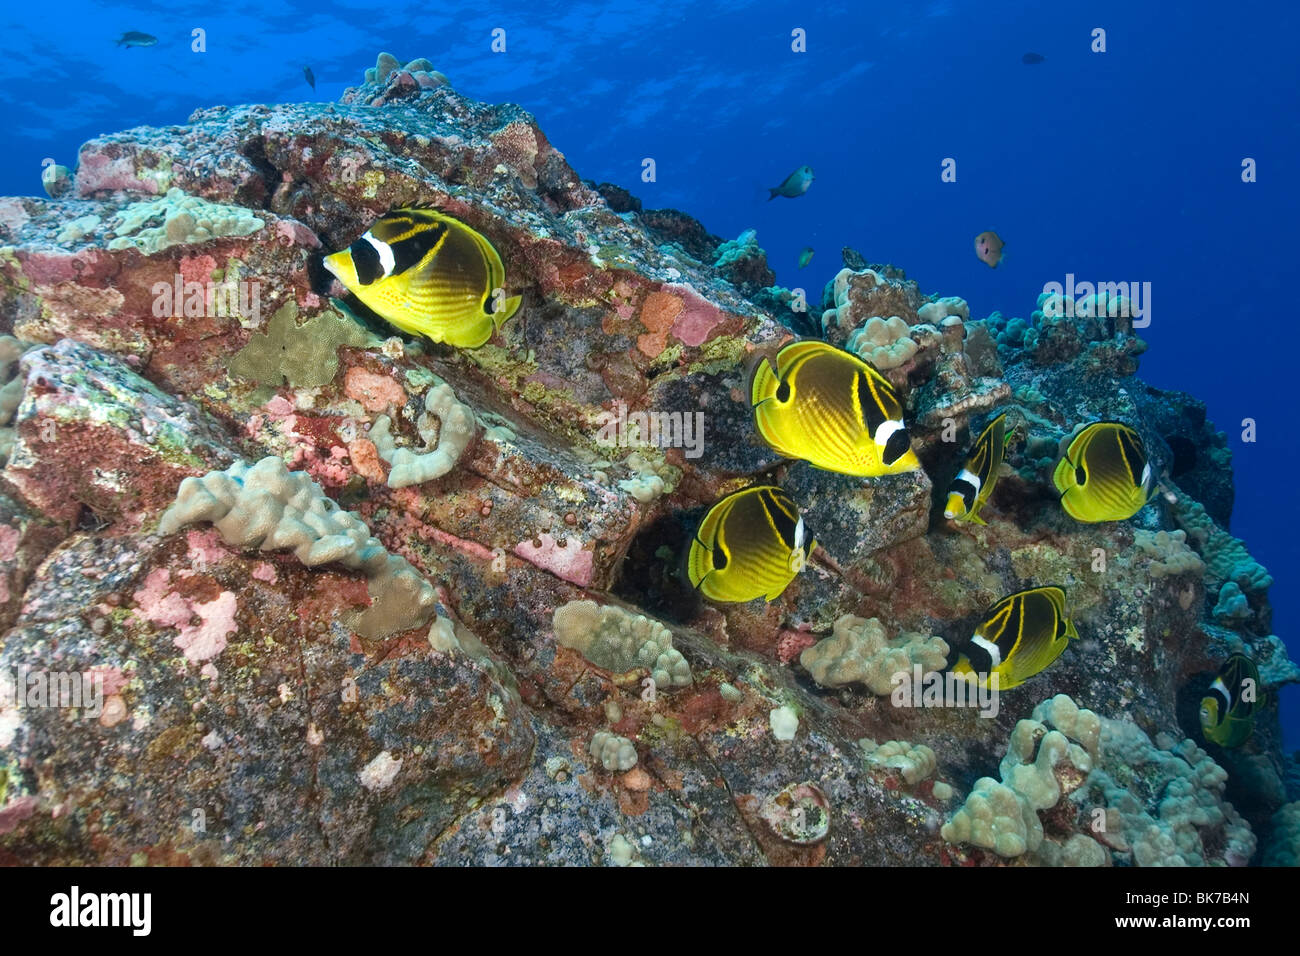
[[117, 31, 158, 48], [1022, 52, 1045, 64], [303, 66, 316, 90], [768, 165, 814, 200]]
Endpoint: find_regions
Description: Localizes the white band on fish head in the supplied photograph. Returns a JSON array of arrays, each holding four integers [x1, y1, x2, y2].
[[363, 232, 396, 278], [956, 468, 982, 494], [873, 419, 904, 449], [972, 634, 1001, 669]]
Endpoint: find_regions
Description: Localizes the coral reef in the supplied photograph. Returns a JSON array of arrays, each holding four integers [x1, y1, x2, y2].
[[589, 730, 638, 771], [862, 739, 937, 785], [230, 301, 377, 388], [552, 599, 691, 688], [800, 615, 948, 694], [711, 229, 775, 294], [159, 456, 435, 638], [0, 336, 32, 465], [942, 695, 1099, 859], [370, 382, 477, 488], [1134, 528, 1204, 579], [1082, 722, 1255, 866], [106, 188, 265, 255], [1264, 802, 1300, 866], [0, 48, 1292, 866], [943, 694, 1256, 866], [845, 316, 918, 370]]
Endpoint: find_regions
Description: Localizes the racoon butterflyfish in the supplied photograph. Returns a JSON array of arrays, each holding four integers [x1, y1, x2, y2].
[[1052, 421, 1155, 523], [1200, 654, 1261, 748], [944, 412, 1007, 524], [950, 586, 1078, 690], [750, 340, 920, 477], [686, 485, 813, 604], [322, 206, 522, 349]]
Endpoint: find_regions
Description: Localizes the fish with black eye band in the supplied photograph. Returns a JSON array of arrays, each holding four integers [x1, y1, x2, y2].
[[750, 340, 920, 478], [323, 206, 522, 349]]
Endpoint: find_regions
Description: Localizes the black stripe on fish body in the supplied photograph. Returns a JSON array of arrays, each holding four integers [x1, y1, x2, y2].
[[1003, 596, 1028, 659], [776, 379, 791, 402], [981, 596, 1023, 661], [1209, 679, 1233, 716], [856, 370, 887, 436], [368, 213, 419, 244], [388, 219, 449, 276], [1055, 609, 1070, 640], [971, 418, 1004, 482], [1074, 464, 1087, 486], [712, 541, 729, 570], [1117, 429, 1148, 486], [960, 639, 994, 674], [349, 237, 385, 285], [882, 427, 911, 465], [759, 488, 800, 550], [1022, 590, 1058, 639], [966, 442, 989, 484], [1224, 655, 1259, 717], [874, 370, 904, 420], [950, 477, 978, 512]]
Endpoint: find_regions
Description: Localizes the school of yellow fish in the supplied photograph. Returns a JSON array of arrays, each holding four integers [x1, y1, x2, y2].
[[321, 205, 1254, 739]]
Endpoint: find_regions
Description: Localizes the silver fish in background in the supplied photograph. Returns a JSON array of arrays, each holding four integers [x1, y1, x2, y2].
[[116, 31, 157, 48], [797, 247, 815, 268], [769, 165, 814, 200]]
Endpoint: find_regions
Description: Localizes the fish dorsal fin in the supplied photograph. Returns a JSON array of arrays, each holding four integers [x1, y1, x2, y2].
[[774, 339, 838, 378]]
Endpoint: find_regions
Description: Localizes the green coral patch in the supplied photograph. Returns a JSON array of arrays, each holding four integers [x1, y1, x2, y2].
[[230, 301, 378, 388]]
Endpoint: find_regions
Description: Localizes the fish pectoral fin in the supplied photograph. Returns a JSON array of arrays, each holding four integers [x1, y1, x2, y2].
[[1051, 456, 1076, 492]]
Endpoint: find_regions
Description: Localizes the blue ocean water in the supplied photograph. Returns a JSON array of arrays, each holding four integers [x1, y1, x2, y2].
[[1, 0, 1296, 743]]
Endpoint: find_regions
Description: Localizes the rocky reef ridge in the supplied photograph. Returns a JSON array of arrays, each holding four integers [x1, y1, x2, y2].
[[0, 54, 1293, 865]]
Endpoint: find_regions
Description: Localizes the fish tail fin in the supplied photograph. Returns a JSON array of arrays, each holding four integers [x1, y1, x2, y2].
[[495, 294, 522, 328], [768, 189, 778, 201], [1051, 456, 1076, 494]]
